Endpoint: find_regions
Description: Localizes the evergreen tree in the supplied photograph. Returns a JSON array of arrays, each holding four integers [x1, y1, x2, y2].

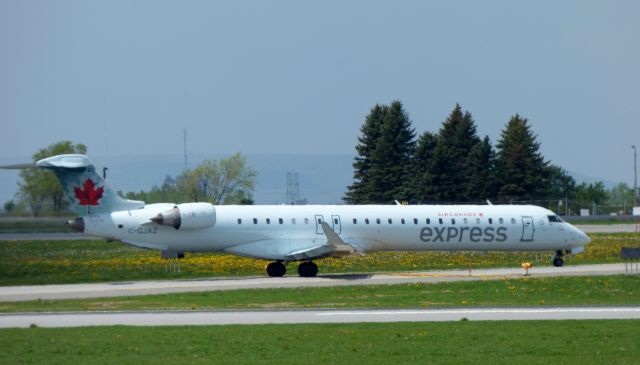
[[427, 104, 482, 202], [544, 164, 576, 199], [466, 136, 497, 201], [413, 131, 438, 202], [367, 101, 416, 203], [495, 114, 549, 202], [344, 104, 387, 203]]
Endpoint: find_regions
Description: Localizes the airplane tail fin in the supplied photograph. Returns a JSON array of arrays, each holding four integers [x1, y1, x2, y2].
[[36, 154, 144, 215]]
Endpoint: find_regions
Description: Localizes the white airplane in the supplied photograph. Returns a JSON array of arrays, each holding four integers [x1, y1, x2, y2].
[[3, 154, 591, 277]]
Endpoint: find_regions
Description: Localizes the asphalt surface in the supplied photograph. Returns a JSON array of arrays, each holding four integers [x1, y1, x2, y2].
[[577, 224, 639, 233], [0, 232, 99, 240], [1, 306, 639, 328], [0, 263, 629, 302]]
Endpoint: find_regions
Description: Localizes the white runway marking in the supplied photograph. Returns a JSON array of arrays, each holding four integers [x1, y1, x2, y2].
[[1, 307, 639, 328]]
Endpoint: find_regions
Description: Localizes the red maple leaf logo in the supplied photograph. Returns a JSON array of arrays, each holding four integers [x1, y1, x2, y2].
[[74, 178, 104, 206]]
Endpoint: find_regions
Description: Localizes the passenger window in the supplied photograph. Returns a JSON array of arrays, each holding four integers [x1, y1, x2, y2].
[[463, 218, 468, 224], [266, 218, 271, 224], [401, 218, 405, 225], [304, 218, 309, 224], [365, 218, 370, 224], [388, 218, 392, 224], [317, 218, 322, 224], [451, 218, 455, 225], [353, 218, 357, 224], [376, 218, 381, 224], [499, 218, 504, 224], [334, 218, 339, 225], [476, 218, 481, 224], [438, 218, 443, 224], [413, 218, 418, 225], [278, 218, 283, 224], [237, 218, 242, 224], [511, 218, 516, 224], [253, 218, 258, 225], [292, 218, 296, 224], [488, 218, 493, 224], [427, 218, 431, 224]]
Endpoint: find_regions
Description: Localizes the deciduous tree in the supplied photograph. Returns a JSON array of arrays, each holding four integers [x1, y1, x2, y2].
[[18, 141, 87, 216]]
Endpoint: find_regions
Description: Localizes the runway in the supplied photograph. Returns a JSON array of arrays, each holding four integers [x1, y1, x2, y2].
[[0, 263, 628, 302], [1, 306, 639, 328]]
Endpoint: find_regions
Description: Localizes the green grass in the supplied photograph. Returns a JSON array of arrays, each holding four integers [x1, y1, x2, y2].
[[0, 233, 638, 286], [1, 275, 638, 313], [1, 321, 639, 364]]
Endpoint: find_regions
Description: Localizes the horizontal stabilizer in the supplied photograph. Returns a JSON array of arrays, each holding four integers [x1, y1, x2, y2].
[[0, 162, 36, 169]]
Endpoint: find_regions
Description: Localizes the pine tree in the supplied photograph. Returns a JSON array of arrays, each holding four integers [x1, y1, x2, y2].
[[367, 101, 416, 203], [413, 131, 438, 203], [466, 136, 497, 202], [495, 114, 549, 202], [427, 104, 482, 202], [344, 104, 388, 203]]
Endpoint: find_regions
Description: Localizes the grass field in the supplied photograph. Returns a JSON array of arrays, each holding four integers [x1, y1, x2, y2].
[[0, 275, 638, 313], [1, 321, 638, 364], [0, 233, 638, 286]]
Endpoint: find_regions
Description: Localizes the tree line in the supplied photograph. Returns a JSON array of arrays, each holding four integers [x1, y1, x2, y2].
[[5, 141, 256, 216], [344, 101, 626, 211]]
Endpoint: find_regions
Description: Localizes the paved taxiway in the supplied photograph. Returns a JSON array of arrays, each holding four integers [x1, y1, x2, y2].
[[1, 306, 639, 328], [577, 224, 639, 233], [0, 263, 629, 302]]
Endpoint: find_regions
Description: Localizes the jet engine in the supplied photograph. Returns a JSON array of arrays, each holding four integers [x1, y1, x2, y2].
[[150, 202, 216, 230]]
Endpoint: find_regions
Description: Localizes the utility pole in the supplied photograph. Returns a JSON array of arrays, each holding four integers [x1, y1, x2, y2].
[[632, 145, 638, 207]]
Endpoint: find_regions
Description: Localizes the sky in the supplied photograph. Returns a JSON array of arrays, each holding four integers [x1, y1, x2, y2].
[[1, 1, 639, 189]]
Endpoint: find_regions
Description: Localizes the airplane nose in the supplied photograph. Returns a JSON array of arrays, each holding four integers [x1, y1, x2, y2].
[[575, 228, 591, 246], [580, 232, 592, 245]]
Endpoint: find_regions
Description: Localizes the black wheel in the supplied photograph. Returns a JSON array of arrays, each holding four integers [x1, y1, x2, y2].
[[552, 257, 564, 267], [297, 261, 318, 277], [266, 261, 286, 277]]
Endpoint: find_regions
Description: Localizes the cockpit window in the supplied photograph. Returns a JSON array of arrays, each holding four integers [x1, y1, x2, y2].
[[548, 215, 564, 223]]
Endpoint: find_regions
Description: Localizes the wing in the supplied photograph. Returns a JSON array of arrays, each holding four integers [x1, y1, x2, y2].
[[224, 222, 364, 261]]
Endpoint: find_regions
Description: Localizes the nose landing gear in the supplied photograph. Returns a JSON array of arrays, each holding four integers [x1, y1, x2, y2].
[[552, 250, 565, 267]]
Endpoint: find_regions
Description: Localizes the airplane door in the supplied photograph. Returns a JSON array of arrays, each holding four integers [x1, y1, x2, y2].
[[521, 216, 534, 241], [331, 215, 342, 234], [315, 215, 325, 234]]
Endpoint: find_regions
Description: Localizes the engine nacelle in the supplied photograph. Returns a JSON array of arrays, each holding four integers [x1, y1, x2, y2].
[[150, 202, 216, 230]]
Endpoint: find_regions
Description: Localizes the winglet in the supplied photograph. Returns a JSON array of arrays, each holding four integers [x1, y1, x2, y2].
[[321, 222, 361, 256], [321, 222, 346, 246]]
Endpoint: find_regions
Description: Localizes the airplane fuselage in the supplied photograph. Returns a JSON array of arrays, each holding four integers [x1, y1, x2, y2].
[[84, 204, 590, 261]]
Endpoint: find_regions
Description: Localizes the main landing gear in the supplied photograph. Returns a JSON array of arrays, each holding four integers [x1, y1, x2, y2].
[[265, 261, 319, 277], [552, 250, 565, 267], [266, 261, 286, 277], [297, 261, 318, 277]]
